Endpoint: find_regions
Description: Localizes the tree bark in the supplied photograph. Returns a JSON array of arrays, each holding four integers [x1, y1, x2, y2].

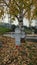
[[18, 15, 23, 32]]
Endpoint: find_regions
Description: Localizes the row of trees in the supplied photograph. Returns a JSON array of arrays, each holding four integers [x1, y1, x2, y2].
[[0, 0, 37, 30]]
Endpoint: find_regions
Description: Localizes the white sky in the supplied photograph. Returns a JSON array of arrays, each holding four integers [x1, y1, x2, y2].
[[1, 13, 37, 27]]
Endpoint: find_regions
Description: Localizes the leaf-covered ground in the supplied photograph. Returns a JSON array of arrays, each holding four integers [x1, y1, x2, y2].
[[0, 36, 37, 65]]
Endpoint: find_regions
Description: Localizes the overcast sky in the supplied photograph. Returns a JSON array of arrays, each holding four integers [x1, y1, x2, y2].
[[1, 13, 37, 27]]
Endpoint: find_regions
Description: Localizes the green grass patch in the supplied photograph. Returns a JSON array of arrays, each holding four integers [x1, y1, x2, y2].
[[0, 27, 11, 34], [28, 62, 33, 65], [24, 28, 32, 34]]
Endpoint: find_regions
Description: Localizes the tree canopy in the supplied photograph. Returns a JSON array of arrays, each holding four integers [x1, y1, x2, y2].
[[0, 0, 37, 22]]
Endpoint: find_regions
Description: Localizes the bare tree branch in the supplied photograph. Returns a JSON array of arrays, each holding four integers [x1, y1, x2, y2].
[[23, 2, 33, 17], [2, 0, 9, 7], [2, 0, 20, 20], [14, 0, 20, 10]]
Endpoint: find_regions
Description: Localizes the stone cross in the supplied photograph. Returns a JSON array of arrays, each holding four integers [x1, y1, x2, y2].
[[15, 27, 25, 46]]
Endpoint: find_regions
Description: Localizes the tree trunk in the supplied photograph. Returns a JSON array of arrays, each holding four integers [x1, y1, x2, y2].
[[18, 15, 23, 32], [29, 20, 33, 34], [29, 20, 31, 27]]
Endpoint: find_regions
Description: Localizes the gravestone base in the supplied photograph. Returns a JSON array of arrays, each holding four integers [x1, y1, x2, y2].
[[21, 38, 25, 43]]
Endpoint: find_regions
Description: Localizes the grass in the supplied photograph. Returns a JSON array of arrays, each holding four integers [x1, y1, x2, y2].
[[0, 27, 11, 34], [24, 29, 32, 34], [28, 62, 33, 65]]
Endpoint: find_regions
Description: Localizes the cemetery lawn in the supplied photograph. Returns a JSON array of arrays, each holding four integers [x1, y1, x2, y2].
[[0, 36, 37, 65], [0, 27, 11, 34]]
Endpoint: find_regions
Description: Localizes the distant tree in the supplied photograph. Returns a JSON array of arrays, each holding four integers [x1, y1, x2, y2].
[[25, 0, 37, 27]]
